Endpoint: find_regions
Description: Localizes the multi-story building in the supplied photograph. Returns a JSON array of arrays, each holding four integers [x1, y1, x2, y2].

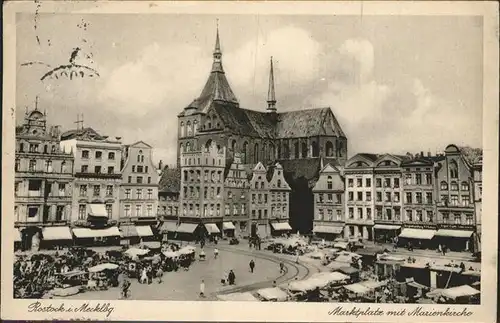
[[176, 25, 348, 234], [179, 140, 225, 240], [268, 162, 292, 236], [435, 144, 475, 252], [343, 154, 378, 240], [223, 153, 249, 237], [158, 166, 181, 239], [119, 141, 159, 244], [372, 154, 406, 243], [249, 162, 271, 237], [472, 157, 482, 253], [15, 108, 74, 251], [60, 127, 122, 245], [312, 163, 345, 240]]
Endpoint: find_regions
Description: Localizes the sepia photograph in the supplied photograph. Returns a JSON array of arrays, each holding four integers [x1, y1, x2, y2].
[[2, 1, 498, 322]]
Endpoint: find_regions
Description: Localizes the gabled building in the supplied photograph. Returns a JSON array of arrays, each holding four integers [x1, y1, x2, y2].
[[471, 156, 482, 253], [268, 162, 292, 236], [15, 108, 74, 251], [223, 153, 249, 237], [118, 141, 159, 244], [249, 162, 270, 237], [312, 162, 345, 240], [157, 166, 181, 239]]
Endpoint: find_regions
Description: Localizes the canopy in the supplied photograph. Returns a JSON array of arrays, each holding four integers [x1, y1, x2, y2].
[[218, 292, 259, 301], [435, 229, 473, 238], [162, 250, 179, 258], [271, 222, 292, 231], [88, 204, 108, 218], [161, 221, 178, 233], [309, 272, 350, 286], [178, 246, 196, 255], [406, 278, 429, 290], [373, 224, 401, 230], [255, 287, 288, 301], [334, 241, 349, 249], [313, 225, 344, 234], [88, 263, 119, 273], [143, 241, 161, 249], [344, 283, 371, 294], [222, 222, 236, 230], [125, 248, 150, 257], [59, 270, 87, 278], [327, 261, 347, 271], [306, 251, 325, 260], [360, 280, 387, 290], [120, 225, 138, 237], [288, 279, 324, 292], [72, 227, 121, 238], [441, 285, 479, 299], [176, 223, 198, 234], [136, 225, 154, 237], [399, 228, 436, 240], [462, 270, 481, 277], [205, 223, 220, 234], [339, 266, 359, 275], [335, 252, 362, 263], [42, 226, 72, 241]]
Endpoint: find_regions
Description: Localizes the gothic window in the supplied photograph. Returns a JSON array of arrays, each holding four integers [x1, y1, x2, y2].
[[301, 142, 308, 158], [311, 141, 319, 157], [262, 143, 267, 162], [327, 176, 333, 189], [205, 139, 213, 152], [186, 121, 192, 136], [242, 142, 248, 163], [180, 122, 185, 137], [269, 143, 275, 160], [205, 116, 212, 129], [231, 140, 236, 152], [186, 142, 191, 152], [440, 181, 448, 190], [294, 142, 299, 159], [277, 145, 281, 159], [336, 140, 343, 157], [449, 160, 458, 179], [193, 120, 198, 134], [254, 143, 259, 163], [326, 141, 334, 157], [461, 182, 470, 191]]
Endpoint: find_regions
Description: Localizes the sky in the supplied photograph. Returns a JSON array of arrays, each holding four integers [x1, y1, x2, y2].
[[16, 13, 483, 166]]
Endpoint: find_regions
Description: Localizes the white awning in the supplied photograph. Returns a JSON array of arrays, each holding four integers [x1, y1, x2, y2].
[[72, 226, 121, 238], [399, 228, 436, 240], [120, 225, 138, 237], [15, 229, 22, 242], [255, 287, 289, 301], [136, 225, 154, 237], [161, 221, 177, 233], [344, 283, 371, 294], [88, 204, 108, 217], [441, 285, 480, 299], [42, 226, 73, 241], [435, 229, 473, 238], [374, 224, 401, 230], [218, 292, 259, 301], [222, 222, 236, 230], [271, 222, 292, 231], [313, 225, 343, 234], [176, 223, 198, 234], [205, 223, 220, 234]]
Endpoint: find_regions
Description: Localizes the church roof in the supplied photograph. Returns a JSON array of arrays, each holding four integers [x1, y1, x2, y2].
[[276, 108, 344, 138], [60, 127, 105, 141], [213, 103, 275, 138]]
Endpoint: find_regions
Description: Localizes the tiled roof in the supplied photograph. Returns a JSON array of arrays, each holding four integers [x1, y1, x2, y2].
[[279, 158, 323, 189], [357, 153, 380, 162], [213, 103, 275, 138], [60, 127, 104, 141], [195, 71, 239, 113], [158, 168, 181, 193], [276, 108, 345, 138]]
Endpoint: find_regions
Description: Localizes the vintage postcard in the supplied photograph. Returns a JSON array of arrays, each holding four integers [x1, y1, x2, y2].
[[1, 1, 498, 322]]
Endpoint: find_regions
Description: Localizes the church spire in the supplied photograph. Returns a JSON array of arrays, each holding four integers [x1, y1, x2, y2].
[[267, 56, 277, 113], [211, 20, 224, 73]]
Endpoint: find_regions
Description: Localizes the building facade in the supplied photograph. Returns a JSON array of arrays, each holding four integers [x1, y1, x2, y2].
[[119, 141, 159, 243], [343, 154, 378, 240], [268, 162, 292, 236], [157, 167, 181, 238], [15, 109, 74, 250], [312, 163, 345, 240], [179, 140, 225, 239], [223, 153, 249, 237], [372, 154, 405, 243], [249, 162, 271, 238], [472, 157, 482, 253], [60, 128, 122, 245]]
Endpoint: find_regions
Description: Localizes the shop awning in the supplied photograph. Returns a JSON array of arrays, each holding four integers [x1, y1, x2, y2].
[[435, 229, 473, 238], [176, 223, 198, 234], [120, 225, 138, 238], [313, 225, 344, 234], [218, 292, 259, 302], [88, 204, 108, 218], [42, 227, 73, 241], [373, 224, 401, 230], [161, 221, 177, 233], [399, 228, 436, 240], [344, 283, 371, 294], [205, 223, 220, 234], [441, 285, 479, 299], [222, 222, 236, 230], [255, 287, 289, 301], [136, 225, 154, 237], [72, 226, 121, 238], [15, 230, 22, 242], [271, 222, 292, 231]]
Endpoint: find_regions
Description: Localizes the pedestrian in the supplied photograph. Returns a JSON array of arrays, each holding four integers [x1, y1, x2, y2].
[[438, 244, 442, 254], [199, 279, 205, 298], [214, 248, 219, 259], [272, 280, 277, 287], [156, 267, 163, 284], [279, 262, 285, 274], [228, 270, 236, 285], [140, 268, 148, 284], [121, 277, 131, 299], [295, 251, 300, 264], [249, 260, 255, 273], [221, 272, 227, 285], [442, 245, 446, 256]]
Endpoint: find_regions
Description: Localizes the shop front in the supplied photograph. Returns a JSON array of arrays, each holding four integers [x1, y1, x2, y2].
[[20, 226, 42, 251], [204, 223, 221, 241], [14, 229, 22, 251], [40, 226, 73, 249], [72, 226, 121, 247], [398, 225, 437, 249], [160, 220, 178, 241], [119, 224, 140, 246], [222, 222, 236, 237], [174, 222, 199, 241], [434, 226, 474, 252], [312, 223, 344, 241], [373, 224, 401, 243], [270, 221, 292, 237]]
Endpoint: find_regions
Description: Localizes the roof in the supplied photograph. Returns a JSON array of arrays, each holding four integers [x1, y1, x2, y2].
[[401, 155, 445, 166], [276, 108, 345, 138], [357, 153, 380, 162], [279, 159, 323, 189], [60, 127, 106, 141], [458, 146, 483, 165], [158, 168, 181, 193], [212, 103, 275, 138]]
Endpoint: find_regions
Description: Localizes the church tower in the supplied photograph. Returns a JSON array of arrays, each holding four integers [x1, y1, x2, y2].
[[266, 56, 277, 114]]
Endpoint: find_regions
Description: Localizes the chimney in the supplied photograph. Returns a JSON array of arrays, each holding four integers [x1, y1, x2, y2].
[[421, 151, 424, 157], [427, 151, 431, 157], [159, 160, 163, 170]]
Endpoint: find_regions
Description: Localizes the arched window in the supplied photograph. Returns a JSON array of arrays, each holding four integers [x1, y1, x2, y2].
[[450, 181, 458, 191], [283, 141, 290, 159], [277, 179, 282, 187], [19, 143, 24, 152], [260, 182, 264, 189], [311, 141, 319, 157], [61, 161, 66, 173], [179, 143, 184, 153], [301, 142, 308, 158], [180, 122, 185, 137], [186, 121, 192, 136], [337, 140, 343, 157], [205, 139, 213, 152], [254, 182, 258, 189], [461, 182, 469, 191], [449, 160, 458, 178], [43, 145, 48, 154], [243, 142, 249, 163], [277, 145, 281, 159], [326, 141, 334, 157], [205, 116, 211, 130], [137, 150, 143, 163], [327, 176, 333, 189], [254, 143, 259, 163], [262, 143, 267, 162], [186, 142, 191, 152], [269, 143, 275, 160], [440, 181, 448, 190], [231, 140, 236, 152], [193, 120, 198, 134], [294, 142, 299, 159]]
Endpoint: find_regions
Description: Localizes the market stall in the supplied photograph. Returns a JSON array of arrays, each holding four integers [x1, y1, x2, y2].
[[255, 287, 289, 302], [218, 292, 259, 301]]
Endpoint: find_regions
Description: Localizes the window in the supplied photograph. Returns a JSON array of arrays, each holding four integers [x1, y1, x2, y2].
[[357, 192, 363, 201], [394, 178, 400, 188], [78, 205, 86, 220], [425, 173, 432, 185], [225, 205, 230, 215], [357, 208, 363, 219], [415, 174, 422, 185], [55, 205, 64, 221], [327, 209, 333, 220], [348, 208, 354, 219], [406, 210, 413, 221], [384, 178, 391, 188], [105, 204, 112, 217], [58, 183, 66, 196], [394, 192, 400, 202], [148, 177, 151, 184], [147, 189, 153, 199], [426, 210, 434, 222], [416, 192, 422, 204], [14, 182, 19, 196], [440, 181, 448, 190], [264, 194, 268, 203], [93, 185, 100, 197], [376, 192, 382, 202], [242, 204, 246, 214], [462, 195, 470, 206], [386, 208, 392, 220], [405, 174, 412, 185], [442, 212, 449, 222], [15, 159, 20, 172], [81, 150, 89, 159], [465, 214, 473, 225], [137, 166, 143, 173], [29, 160, 37, 172], [394, 208, 400, 220], [348, 179, 353, 187], [108, 152, 115, 160], [19, 143, 24, 152], [136, 205, 142, 217], [125, 189, 131, 199], [61, 161, 67, 173], [385, 192, 391, 202], [454, 213, 461, 224], [107, 166, 114, 174], [136, 189, 143, 199], [45, 160, 53, 172], [94, 166, 102, 174], [461, 182, 469, 191], [357, 178, 363, 187], [450, 181, 458, 191], [449, 160, 458, 178], [336, 210, 342, 221], [327, 193, 333, 201], [376, 178, 382, 188], [406, 192, 412, 204], [327, 176, 333, 189], [336, 194, 342, 204], [416, 210, 423, 221], [79, 185, 87, 196], [318, 209, 324, 221], [348, 192, 354, 201], [128, 176, 132, 183], [147, 205, 153, 216], [366, 192, 372, 201], [137, 176, 143, 184], [95, 151, 102, 160], [105, 185, 113, 196], [366, 178, 371, 187], [277, 180, 281, 187], [81, 165, 88, 173], [450, 195, 459, 206], [124, 205, 131, 217]]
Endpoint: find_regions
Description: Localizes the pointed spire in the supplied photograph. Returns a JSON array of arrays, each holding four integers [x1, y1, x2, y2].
[[211, 19, 224, 73], [267, 56, 277, 113]]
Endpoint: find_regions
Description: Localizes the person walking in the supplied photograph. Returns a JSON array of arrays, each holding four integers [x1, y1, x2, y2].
[[228, 270, 236, 285], [279, 262, 285, 274], [140, 268, 148, 284], [214, 248, 219, 259], [249, 260, 255, 273], [199, 279, 205, 298], [156, 267, 163, 284]]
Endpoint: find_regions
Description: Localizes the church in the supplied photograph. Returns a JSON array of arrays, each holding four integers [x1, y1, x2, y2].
[[175, 26, 348, 233]]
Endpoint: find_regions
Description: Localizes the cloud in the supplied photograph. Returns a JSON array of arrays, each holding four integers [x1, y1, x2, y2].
[[338, 39, 375, 84]]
